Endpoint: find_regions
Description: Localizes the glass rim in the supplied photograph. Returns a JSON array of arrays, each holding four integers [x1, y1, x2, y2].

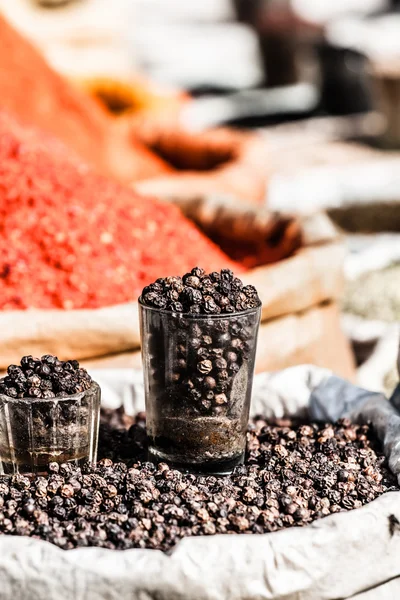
[[138, 297, 262, 319], [0, 380, 100, 404]]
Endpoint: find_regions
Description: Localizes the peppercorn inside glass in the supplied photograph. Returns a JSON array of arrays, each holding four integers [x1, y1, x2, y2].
[[0, 355, 101, 475], [139, 268, 261, 474]]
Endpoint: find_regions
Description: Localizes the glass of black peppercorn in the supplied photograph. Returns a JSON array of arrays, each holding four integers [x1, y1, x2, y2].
[[0, 355, 101, 475], [139, 268, 261, 475]]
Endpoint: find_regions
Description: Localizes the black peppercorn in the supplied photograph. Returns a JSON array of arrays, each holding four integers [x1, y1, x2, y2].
[[214, 357, 227, 370], [219, 280, 231, 296], [203, 377, 216, 391], [225, 351, 238, 364], [183, 275, 201, 289], [191, 267, 205, 279], [228, 363, 240, 375], [217, 370, 229, 382], [190, 338, 201, 350], [214, 393, 228, 405], [5, 387, 17, 398], [28, 375, 41, 388], [181, 287, 202, 306], [143, 292, 167, 309], [189, 389, 202, 403], [203, 296, 220, 315], [210, 348, 223, 359], [197, 360, 213, 375]]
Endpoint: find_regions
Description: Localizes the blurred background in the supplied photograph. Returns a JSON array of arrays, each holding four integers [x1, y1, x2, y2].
[[1, 0, 400, 401]]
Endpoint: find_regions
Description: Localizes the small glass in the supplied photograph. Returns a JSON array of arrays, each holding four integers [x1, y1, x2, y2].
[[0, 382, 100, 475], [139, 301, 261, 474]]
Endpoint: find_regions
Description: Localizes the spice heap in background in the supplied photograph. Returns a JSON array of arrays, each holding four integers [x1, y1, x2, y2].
[[0, 14, 269, 205], [0, 0, 189, 125], [0, 111, 239, 310], [341, 235, 400, 396], [79, 76, 188, 125], [0, 13, 171, 184], [0, 410, 396, 551], [344, 265, 400, 323]]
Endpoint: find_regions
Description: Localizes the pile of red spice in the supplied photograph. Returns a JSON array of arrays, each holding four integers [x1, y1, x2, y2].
[[0, 112, 241, 310], [0, 14, 170, 183]]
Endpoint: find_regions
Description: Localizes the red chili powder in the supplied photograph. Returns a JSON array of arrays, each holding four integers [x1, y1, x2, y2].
[[0, 112, 242, 310]]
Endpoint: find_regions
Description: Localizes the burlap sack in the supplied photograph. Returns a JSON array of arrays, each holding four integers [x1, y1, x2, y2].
[[341, 234, 400, 394], [132, 124, 269, 204], [76, 75, 188, 124], [0, 365, 399, 600]]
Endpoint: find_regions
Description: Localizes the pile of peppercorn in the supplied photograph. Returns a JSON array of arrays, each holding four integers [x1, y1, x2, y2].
[[0, 410, 396, 552], [0, 355, 93, 399], [140, 267, 260, 314]]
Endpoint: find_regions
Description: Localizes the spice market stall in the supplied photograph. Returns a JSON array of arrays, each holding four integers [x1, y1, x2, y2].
[[0, 6, 398, 596]]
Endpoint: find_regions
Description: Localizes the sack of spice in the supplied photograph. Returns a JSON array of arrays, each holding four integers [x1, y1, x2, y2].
[[131, 122, 269, 204], [341, 234, 400, 396], [76, 75, 189, 125], [0, 365, 399, 600]]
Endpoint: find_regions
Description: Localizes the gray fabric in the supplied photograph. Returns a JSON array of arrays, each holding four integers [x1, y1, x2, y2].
[[1, 365, 400, 600], [309, 375, 382, 421], [390, 383, 400, 412]]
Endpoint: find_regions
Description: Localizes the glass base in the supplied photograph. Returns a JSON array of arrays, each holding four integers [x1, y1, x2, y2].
[[148, 446, 244, 476], [0, 449, 89, 476]]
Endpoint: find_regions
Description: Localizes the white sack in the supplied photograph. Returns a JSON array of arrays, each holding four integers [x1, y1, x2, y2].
[[1, 365, 400, 600]]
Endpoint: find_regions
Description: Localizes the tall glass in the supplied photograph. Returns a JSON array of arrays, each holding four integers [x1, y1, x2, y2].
[[0, 382, 100, 475], [139, 301, 261, 474]]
